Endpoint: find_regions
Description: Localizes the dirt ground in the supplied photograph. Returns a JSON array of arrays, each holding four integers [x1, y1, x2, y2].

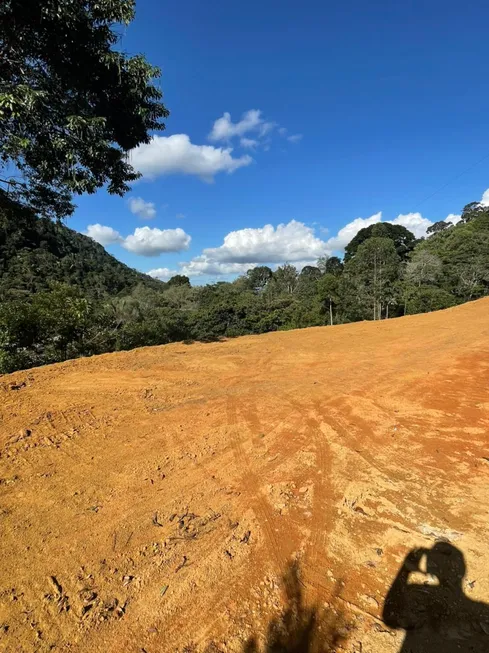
[[2, 299, 489, 652]]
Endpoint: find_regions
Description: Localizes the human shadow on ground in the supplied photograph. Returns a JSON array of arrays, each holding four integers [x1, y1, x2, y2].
[[383, 542, 489, 652], [241, 560, 351, 653]]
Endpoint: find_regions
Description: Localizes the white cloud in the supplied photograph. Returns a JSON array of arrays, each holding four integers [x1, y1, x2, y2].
[[324, 209, 464, 254], [84, 223, 191, 257], [179, 256, 254, 278], [85, 224, 122, 246], [240, 137, 259, 149], [389, 212, 433, 239], [480, 188, 489, 206], [445, 213, 461, 225], [176, 213, 186, 220], [147, 267, 178, 280], [203, 220, 329, 264], [208, 109, 275, 142], [130, 134, 252, 182], [287, 134, 303, 144], [325, 213, 382, 251], [278, 127, 288, 136], [122, 226, 191, 257], [148, 258, 253, 280], [128, 196, 156, 220]]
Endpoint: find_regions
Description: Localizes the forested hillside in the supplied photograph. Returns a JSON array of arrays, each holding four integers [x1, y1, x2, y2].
[[0, 198, 163, 299], [1, 199, 488, 374]]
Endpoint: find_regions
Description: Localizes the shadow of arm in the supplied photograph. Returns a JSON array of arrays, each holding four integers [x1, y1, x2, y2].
[[383, 548, 425, 629]]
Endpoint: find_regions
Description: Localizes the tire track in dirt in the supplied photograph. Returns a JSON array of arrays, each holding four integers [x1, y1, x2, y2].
[[225, 394, 287, 574], [279, 393, 336, 598]]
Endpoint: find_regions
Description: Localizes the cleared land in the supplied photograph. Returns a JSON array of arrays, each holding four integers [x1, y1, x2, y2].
[[1, 299, 489, 652]]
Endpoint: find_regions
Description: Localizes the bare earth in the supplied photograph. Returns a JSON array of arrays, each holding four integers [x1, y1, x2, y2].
[[2, 299, 489, 652]]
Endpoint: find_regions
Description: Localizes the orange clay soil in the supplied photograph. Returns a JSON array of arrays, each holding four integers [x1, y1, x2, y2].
[[1, 299, 489, 652]]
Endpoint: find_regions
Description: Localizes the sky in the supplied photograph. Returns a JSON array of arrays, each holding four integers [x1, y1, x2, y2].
[[71, 0, 489, 283]]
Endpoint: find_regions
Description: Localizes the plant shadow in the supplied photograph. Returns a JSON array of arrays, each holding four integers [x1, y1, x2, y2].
[[202, 560, 352, 653]]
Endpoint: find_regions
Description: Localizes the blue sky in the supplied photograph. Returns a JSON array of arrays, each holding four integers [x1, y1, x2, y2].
[[71, 0, 489, 283]]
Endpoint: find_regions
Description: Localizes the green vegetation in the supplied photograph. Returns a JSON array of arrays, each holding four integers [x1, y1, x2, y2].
[[1, 201, 488, 374], [1, 1, 487, 374], [0, 0, 168, 218]]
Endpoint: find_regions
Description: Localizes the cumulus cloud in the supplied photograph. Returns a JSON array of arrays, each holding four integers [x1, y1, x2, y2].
[[85, 224, 122, 246], [390, 212, 433, 239], [122, 227, 191, 257], [85, 224, 191, 257], [445, 213, 461, 225], [324, 209, 463, 253], [480, 188, 489, 206], [128, 196, 156, 220], [147, 267, 177, 280], [130, 134, 252, 182], [148, 258, 252, 280], [203, 220, 329, 264], [325, 213, 382, 251], [180, 256, 254, 277], [208, 109, 275, 142]]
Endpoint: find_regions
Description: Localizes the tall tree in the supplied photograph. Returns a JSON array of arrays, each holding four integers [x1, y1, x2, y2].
[[0, 0, 168, 217], [345, 237, 400, 320], [245, 266, 273, 293], [317, 255, 343, 276], [317, 273, 339, 325], [272, 264, 298, 295], [404, 251, 442, 287]]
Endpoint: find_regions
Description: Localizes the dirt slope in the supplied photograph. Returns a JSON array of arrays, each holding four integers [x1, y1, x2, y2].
[[1, 300, 489, 652]]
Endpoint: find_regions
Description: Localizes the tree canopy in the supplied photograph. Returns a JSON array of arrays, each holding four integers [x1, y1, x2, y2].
[[0, 0, 168, 217], [1, 199, 489, 374], [344, 222, 417, 262]]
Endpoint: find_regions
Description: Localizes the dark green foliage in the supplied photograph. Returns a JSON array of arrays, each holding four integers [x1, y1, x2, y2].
[[318, 255, 343, 276], [0, 0, 168, 217], [0, 198, 163, 299], [342, 237, 400, 320], [2, 199, 489, 374], [167, 275, 191, 288], [427, 221, 451, 235], [344, 223, 417, 262], [245, 266, 273, 293], [404, 286, 456, 315]]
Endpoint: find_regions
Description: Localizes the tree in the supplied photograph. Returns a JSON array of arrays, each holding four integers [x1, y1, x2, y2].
[[0, 0, 168, 218], [299, 265, 321, 280], [344, 237, 400, 320], [271, 264, 298, 295], [245, 266, 273, 293], [317, 255, 343, 276], [296, 266, 321, 302], [404, 251, 442, 287], [460, 202, 486, 224], [344, 223, 416, 262], [317, 274, 339, 325], [427, 221, 450, 235], [167, 275, 191, 288], [404, 286, 455, 315]]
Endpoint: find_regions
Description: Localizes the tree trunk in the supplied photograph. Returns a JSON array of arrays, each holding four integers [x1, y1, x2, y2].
[[386, 303, 389, 319], [329, 299, 333, 326]]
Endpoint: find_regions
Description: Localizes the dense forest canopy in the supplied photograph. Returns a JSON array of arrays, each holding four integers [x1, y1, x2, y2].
[[1, 200, 488, 374]]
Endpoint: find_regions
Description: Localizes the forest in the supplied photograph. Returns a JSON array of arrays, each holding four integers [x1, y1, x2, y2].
[[1, 1, 489, 374], [1, 198, 488, 374]]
